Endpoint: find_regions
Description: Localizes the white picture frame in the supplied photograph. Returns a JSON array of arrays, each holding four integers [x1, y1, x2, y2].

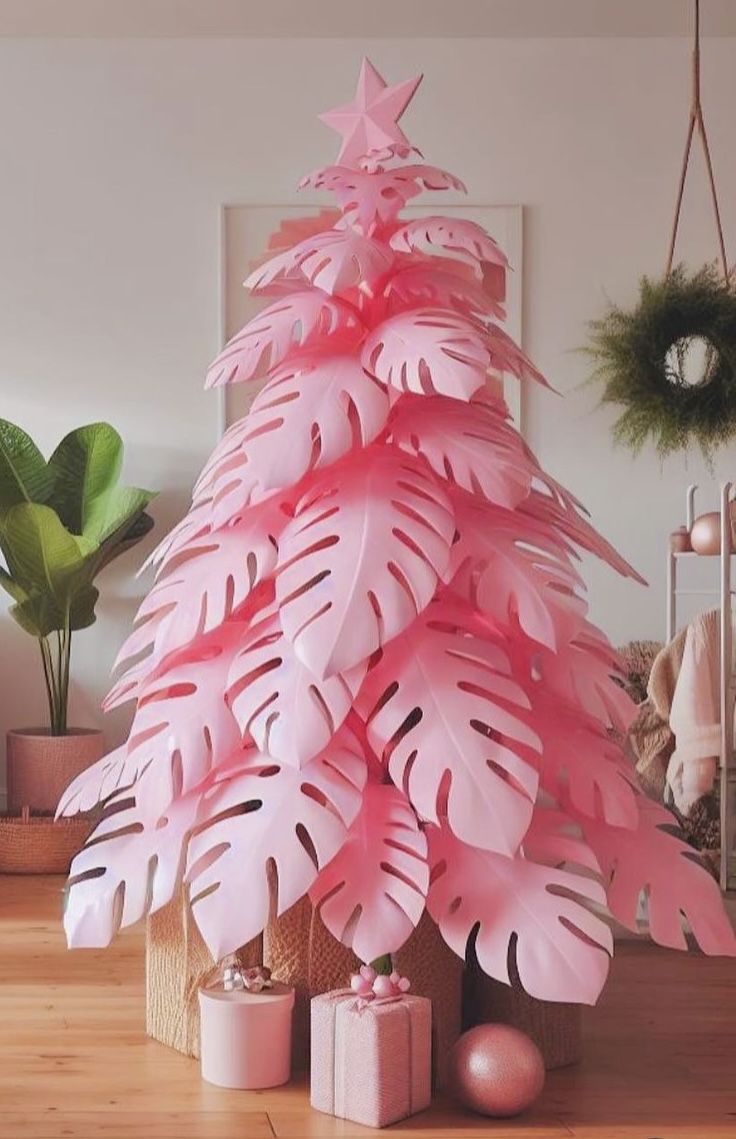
[[217, 203, 523, 434]]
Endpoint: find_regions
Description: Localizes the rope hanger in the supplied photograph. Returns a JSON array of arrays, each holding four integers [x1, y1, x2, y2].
[[666, 0, 729, 280]]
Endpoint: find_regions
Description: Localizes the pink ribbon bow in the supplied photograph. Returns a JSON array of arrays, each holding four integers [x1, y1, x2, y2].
[[349, 964, 411, 1007]]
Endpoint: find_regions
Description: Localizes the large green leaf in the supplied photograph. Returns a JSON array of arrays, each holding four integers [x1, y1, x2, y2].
[[0, 419, 53, 514], [82, 484, 154, 547], [0, 503, 87, 607], [48, 423, 123, 535], [7, 584, 99, 638]]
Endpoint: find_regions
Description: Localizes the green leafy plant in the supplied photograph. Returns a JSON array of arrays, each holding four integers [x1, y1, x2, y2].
[[0, 420, 156, 735]]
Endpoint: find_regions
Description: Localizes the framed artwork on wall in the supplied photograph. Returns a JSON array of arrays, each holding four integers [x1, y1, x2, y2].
[[218, 203, 523, 434]]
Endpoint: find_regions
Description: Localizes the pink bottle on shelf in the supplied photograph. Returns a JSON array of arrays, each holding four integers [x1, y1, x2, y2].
[[198, 982, 295, 1089]]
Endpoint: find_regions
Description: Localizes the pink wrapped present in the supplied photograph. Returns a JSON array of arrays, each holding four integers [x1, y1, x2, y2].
[[310, 981, 431, 1128]]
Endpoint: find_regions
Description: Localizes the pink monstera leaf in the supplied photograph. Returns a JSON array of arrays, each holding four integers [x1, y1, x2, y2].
[[389, 395, 535, 510], [521, 486, 644, 584], [57, 745, 130, 818], [426, 823, 612, 1004], [390, 215, 509, 269], [245, 228, 394, 298], [532, 693, 640, 829], [583, 798, 736, 957], [64, 784, 203, 948], [105, 622, 246, 820], [385, 263, 505, 322], [196, 356, 390, 513], [143, 499, 212, 576], [310, 781, 429, 961], [363, 308, 546, 400], [275, 447, 455, 678], [226, 608, 367, 767], [109, 507, 281, 705], [357, 599, 541, 854], [513, 620, 636, 735], [186, 734, 367, 959], [446, 491, 587, 650], [205, 292, 364, 389], [300, 163, 466, 232]]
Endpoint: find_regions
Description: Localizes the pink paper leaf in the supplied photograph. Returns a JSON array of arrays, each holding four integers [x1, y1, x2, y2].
[[226, 608, 367, 767], [186, 736, 367, 959], [196, 356, 389, 512], [57, 745, 129, 818], [521, 487, 644, 584], [64, 787, 202, 948], [357, 599, 541, 854], [513, 620, 637, 735], [310, 781, 428, 961], [108, 508, 281, 707], [142, 499, 212, 576], [445, 491, 587, 650], [385, 263, 505, 322], [300, 163, 466, 232], [109, 622, 247, 821], [276, 447, 455, 678], [205, 292, 364, 389], [390, 215, 509, 269], [522, 806, 603, 874], [245, 228, 394, 297], [389, 395, 535, 510], [583, 798, 736, 956], [533, 693, 640, 829], [363, 309, 547, 399], [426, 823, 612, 1004]]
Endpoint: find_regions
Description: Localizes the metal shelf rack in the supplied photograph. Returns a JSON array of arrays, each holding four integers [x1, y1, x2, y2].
[[666, 482, 736, 893]]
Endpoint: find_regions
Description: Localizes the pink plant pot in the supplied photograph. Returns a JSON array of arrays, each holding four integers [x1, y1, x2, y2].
[[6, 728, 104, 815], [198, 983, 295, 1089]]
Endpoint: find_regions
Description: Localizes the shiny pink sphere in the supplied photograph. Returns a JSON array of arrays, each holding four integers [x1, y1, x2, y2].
[[451, 1024, 545, 1118]]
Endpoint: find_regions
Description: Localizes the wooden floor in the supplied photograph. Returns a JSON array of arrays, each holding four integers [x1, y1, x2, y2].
[[0, 878, 734, 1139]]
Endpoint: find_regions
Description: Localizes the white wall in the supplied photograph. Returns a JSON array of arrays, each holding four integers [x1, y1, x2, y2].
[[0, 36, 734, 778]]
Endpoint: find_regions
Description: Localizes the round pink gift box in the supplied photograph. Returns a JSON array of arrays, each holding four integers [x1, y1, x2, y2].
[[198, 982, 295, 1089]]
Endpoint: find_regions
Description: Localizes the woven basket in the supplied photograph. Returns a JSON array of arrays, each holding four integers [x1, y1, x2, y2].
[[0, 807, 94, 874], [464, 967, 583, 1070]]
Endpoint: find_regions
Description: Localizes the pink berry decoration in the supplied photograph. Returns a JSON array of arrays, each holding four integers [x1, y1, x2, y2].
[[59, 59, 735, 1005]]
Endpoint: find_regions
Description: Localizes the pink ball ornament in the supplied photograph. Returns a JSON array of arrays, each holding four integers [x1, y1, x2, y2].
[[371, 974, 396, 999], [450, 1024, 545, 1118]]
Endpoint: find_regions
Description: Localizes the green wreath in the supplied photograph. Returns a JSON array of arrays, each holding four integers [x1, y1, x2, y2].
[[587, 264, 736, 460]]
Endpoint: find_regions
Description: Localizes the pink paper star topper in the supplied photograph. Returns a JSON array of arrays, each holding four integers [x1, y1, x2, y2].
[[319, 58, 422, 167]]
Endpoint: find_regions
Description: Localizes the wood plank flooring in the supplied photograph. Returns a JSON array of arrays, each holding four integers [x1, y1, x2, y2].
[[0, 875, 734, 1138]]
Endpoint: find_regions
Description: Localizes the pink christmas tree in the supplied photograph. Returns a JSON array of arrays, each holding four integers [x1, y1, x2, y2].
[[60, 61, 734, 1004]]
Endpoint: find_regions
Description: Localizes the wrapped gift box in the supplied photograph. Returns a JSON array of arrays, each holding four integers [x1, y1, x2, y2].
[[310, 989, 432, 1128]]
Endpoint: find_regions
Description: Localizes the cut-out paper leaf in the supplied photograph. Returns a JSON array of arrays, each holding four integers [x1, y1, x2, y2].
[[109, 507, 281, 704], [390, 215, 509, 269], [186, 736, 367, 959], [310, 781, 428, 961], [390, 395, 535, 509], [301, 163, 466, 233], [357, 599, 541, 854], [205, 292, 364, 389], [363, 309, 547, 400], [583, 798, 736, 957], [385, 264, 505, 322], [64, 787, 202, 948], [196, 356, 390, 512], [226, 608, 367, 767], [245, 228, 394, 298], [445, 491, 586, 650], [106, 622, 246, 819], [426, 823, 612, 1004], [276, 447, 455, 678]]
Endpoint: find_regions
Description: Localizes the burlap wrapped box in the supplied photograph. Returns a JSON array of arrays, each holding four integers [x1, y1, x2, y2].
[[311, 990, 431, 1129]]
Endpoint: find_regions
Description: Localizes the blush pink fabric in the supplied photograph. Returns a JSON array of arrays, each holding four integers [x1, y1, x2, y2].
[[310, 989, 431, 1128]]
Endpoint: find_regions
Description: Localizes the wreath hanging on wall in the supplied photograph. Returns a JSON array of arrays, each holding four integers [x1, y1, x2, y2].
[[588, 0, 735, 461], [588, 265, 736, 459]]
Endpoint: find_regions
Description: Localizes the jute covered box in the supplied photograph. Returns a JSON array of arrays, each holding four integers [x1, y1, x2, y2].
[[310, 989, 431, 1129]]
